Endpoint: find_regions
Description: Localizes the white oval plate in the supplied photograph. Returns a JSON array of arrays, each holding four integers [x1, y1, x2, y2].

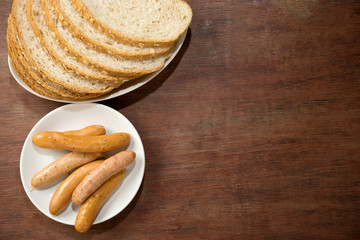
[[20, 103, 145, 225], [9, 31, 187, 103]]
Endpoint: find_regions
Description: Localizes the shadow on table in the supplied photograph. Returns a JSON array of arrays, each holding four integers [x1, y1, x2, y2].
[[103, 28, 192, 110]]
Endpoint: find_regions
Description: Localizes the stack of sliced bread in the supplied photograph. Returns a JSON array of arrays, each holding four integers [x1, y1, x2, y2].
[[7, 0, 192, 100]]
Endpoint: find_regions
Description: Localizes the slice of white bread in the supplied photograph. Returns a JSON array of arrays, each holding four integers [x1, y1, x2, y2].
[[8, 17, 65, 99], [8, 16, 101, 100], [28, 0, 126, 82], [50, 0, 171, 58], [9, 48, 66, 99], [8, 17, 98, 100], [11, 0, 121, 94], [71, 0, 192, 47], [8, 0, 192, 101], [43, 0, 176, 78]]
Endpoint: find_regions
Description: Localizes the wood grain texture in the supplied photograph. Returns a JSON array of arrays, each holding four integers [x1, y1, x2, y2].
[[1, 0, 360, 239]]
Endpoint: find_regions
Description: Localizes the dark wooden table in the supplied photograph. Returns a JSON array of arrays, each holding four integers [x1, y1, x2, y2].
[[1, 0, 360, 239]]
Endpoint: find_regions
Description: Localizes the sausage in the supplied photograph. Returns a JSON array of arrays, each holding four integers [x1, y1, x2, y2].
[[32, 132, 130, 152], [62, 125, 106, 136], [75, 169, 126, 233], [72, 150, 135, 205], [31, 152, 105, 188], [49, 160, 104, 216], [34, 125, 106, 140]]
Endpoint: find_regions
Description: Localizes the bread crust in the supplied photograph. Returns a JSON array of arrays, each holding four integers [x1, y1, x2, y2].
[[7, 0, 191, 101], [8, 16, 73, 100], [50, 0, 171, 59], [9, 40, 63, 99], [11, 0, 121, 94], [43, 0, 176, 78], [70, 0, 192, 47], [8, 16, 103, 100], [27, 0, 127, 83]]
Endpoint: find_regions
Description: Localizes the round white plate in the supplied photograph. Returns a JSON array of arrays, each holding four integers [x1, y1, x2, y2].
[[20, 103, 145, 225], [9, 31, 187, 103]]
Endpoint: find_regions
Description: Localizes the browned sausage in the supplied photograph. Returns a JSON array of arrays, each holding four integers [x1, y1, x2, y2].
[[49, 160, 104, 215], [62, 125, 106, 136], [72, 150, 135, 205], [75, 169, 126, 233], [32, 132, 130, 152]]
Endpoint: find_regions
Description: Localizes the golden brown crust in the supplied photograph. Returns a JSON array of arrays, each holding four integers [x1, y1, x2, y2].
[[11, 0, 121, 94], [43, 0, 175, 78], [49, 0, 171, 59], [70, 0, 190, 47], [9, 14, 104, 100], [7, 0, 188, 101], [8, 16, 70, 99], [9, 40, 65, 99], [27, 0, 124, 82]]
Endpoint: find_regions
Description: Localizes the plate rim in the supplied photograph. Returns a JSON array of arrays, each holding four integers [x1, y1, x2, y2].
[[19, 103, 145, 225]]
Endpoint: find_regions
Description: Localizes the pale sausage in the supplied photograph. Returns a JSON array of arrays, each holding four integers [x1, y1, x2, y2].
[[31, 152, 105, 188]]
